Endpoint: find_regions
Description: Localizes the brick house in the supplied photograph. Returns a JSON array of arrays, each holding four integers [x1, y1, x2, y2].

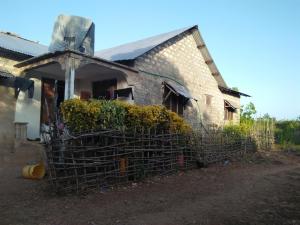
[[0, 17, 249, 147], [96, 25, 249, 127]]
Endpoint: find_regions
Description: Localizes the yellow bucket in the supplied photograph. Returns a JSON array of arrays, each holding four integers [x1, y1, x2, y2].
[[22, 163, 45, 179]]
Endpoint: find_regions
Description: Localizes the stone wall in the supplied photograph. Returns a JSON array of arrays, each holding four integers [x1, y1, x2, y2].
[[133, 31, 240, 127], [0, 56, 23, 147]]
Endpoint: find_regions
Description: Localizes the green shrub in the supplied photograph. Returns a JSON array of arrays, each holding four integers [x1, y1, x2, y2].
[[275, 119, 300, 145], [222, 124, 245, 140], [60, 98, 101, 132], [97, 100, 126, 130], [60, 99, 191, 134]]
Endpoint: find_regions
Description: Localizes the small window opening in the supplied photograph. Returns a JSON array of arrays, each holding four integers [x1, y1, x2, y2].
[[224, 101, 236, 121], [205, 94, 212, 106]]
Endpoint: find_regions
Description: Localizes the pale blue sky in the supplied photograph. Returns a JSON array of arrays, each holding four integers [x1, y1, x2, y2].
[[1, 0, 299, 119]]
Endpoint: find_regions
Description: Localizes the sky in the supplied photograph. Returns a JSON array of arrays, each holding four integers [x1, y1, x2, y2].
[[1, 0, 299, 119]]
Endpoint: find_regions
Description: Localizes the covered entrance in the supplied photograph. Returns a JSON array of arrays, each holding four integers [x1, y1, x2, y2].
[[14, 50, 139, 139]]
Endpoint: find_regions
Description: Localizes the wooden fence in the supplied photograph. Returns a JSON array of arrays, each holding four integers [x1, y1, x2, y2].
[[44, 127, 260, 193]]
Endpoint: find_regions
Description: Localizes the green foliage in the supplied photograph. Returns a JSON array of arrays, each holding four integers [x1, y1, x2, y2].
[[60, 99, 101, 132], [240, 102, 256, 122], [275, 119, 300, 145], [97, 100, 126, 130], [222, 124, 245, 139], [60, 99, 191, 134]]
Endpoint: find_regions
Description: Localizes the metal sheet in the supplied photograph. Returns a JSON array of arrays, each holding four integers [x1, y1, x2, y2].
[[95, 26, 195, 61], [0, 32, 48, 56], [224, 100, 238, 110], [164, 80, 192, 99], [48, 15, 95, 56]]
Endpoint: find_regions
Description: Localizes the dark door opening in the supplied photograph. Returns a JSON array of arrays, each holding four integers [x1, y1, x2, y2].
[[41, 78, 65, 125], [92, 79, 117, 100]]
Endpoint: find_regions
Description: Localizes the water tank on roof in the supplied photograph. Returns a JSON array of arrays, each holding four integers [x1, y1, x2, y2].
[[48, 14, 95, 56]]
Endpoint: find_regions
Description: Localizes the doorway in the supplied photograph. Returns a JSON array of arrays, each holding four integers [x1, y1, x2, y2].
[[40, 78, 65, 125], [92, 79, 117, 100]]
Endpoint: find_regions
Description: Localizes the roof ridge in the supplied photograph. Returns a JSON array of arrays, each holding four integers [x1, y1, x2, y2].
[[0, 31, 46, 46], [95, 25, 197, 61], [0, 31, 48, 56], [97, 25, 196, 52]]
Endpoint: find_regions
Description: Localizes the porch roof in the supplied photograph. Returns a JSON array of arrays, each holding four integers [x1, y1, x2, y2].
[[14, 49, 138, 73]]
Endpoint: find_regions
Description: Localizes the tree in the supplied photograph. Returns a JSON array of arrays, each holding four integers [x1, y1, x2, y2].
[[240, 102, 257, 121]]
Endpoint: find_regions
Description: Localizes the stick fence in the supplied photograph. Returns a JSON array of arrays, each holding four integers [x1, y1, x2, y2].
[[44, 126, 262, 194]]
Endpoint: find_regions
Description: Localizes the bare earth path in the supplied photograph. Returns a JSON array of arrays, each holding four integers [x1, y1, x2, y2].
[[1, 151, 299, 225]]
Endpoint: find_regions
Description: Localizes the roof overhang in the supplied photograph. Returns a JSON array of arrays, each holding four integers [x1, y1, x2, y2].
[[163, 80, 192, 99], [0, 31, 48, 57], [219, 86, 250, 97], [224, 100, 238, 110], [14, 49, 139, 74], [190, 27, 228, 88]]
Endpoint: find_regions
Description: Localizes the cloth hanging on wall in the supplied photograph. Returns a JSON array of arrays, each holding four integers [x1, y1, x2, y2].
[[0, 71, 34, 98], [14, 77, 34, 98]]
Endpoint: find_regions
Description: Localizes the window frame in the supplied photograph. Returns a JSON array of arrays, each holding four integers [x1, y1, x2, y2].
[[163, 86, 185, 116], [224, 101, 236, 121]]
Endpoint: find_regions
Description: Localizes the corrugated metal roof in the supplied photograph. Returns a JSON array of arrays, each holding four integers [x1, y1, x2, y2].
[[219, 86, 250, 97], [0, 32, 48, 56], [95, 26, 229, 89], [95, 26, 195, 61], [164, 80, 192, 99], [224, 99, 238, 110]]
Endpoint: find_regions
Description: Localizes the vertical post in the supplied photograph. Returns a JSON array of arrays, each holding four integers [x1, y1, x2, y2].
[[69, 66, 75, 98], [64, 67, 69, 100], [64, 58, 75, 100]]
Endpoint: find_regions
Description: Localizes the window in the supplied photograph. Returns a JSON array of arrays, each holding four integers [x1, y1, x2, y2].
[[205, 94, 212, 106], [224, 100, 236, 121], [162, 81, 191, 116], [224, 108, 234, 120], [114, 87, 133, 100], [163, 87, 185, 115]]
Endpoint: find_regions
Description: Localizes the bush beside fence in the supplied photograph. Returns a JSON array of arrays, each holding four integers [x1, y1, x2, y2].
[[43, 99, 274, 193]]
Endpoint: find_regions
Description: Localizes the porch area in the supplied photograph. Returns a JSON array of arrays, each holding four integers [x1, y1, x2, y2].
[[14, 50, 139, 139]]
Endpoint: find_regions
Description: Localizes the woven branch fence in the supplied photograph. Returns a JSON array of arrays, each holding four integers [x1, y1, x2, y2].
[[44, 126, 262, 194]]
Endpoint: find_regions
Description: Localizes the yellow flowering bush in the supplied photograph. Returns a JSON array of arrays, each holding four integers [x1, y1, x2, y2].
[[60, 98, 101, 132], [60, 99, 191, 134]]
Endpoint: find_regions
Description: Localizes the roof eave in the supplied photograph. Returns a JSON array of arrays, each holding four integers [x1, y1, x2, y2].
[[219, 86, 251, 97], [14, 49, 139, 73]]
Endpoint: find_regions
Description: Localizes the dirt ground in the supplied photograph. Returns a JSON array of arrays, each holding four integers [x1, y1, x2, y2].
[[0, 150, 299, 225]]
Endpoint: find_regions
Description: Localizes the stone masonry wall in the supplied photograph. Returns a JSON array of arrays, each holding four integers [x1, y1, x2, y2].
[[0, 56, 22, 148], [133, 31, 240, 127]]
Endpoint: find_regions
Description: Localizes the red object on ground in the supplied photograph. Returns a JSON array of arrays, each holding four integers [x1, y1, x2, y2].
[[178, 154, 184, 167]]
